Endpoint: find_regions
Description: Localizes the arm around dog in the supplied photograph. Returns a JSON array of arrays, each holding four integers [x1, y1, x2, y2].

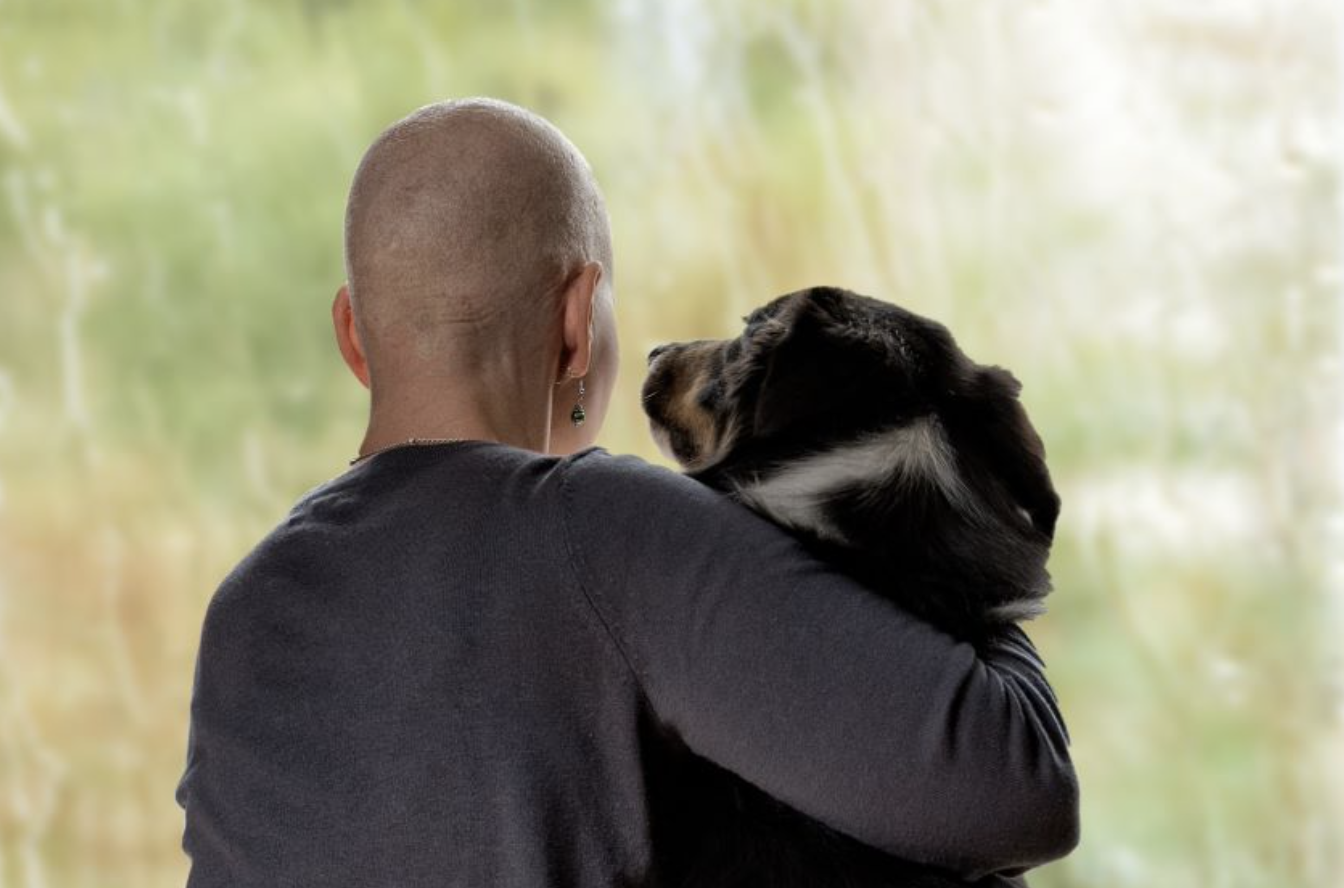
[[559, 448, 1080, 880]]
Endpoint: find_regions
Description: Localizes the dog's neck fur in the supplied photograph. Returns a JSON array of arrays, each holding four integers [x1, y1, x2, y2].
[[694, 419, 1053, 643]]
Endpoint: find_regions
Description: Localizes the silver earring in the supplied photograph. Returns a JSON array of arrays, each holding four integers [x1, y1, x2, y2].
[[570, 377, 586, 426]]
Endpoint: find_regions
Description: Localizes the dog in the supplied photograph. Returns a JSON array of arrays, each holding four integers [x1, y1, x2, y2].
[[639, 285, 1061, 888]]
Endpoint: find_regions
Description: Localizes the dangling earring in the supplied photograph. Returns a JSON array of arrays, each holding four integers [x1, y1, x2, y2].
[[570, 377, 587, 426]]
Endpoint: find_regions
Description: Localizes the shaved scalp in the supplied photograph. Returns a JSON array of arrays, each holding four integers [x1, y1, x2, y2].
[[343, 98, 612, 382]]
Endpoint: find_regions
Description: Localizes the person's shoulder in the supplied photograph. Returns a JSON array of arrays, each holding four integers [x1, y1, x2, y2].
[[561, 446, 727, 509], [559, 445, 793, 544], [562, 445, 677, 481]]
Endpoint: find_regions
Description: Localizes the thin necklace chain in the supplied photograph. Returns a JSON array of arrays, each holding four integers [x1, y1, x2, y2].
[[350, 372, 582, 466], [349, 437, 470, 466]]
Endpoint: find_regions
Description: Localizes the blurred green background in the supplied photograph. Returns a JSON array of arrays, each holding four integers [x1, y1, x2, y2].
[[0, 0, 1340, 885]]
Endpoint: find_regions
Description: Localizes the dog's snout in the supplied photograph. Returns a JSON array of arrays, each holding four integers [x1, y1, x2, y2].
[[647, 342, 674, 364]]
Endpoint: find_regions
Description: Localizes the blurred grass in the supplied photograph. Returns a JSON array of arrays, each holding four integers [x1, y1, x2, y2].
[[0, 1, 1340, 886]]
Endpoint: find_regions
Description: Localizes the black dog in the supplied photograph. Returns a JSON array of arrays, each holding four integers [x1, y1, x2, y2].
[[640, 286, 1061, 888]]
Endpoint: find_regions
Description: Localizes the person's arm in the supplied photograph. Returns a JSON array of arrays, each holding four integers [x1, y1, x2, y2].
[[558, 448, 1080, 882]]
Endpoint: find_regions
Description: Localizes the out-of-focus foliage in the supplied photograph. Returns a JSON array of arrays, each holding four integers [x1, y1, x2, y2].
[[0, 1, 1339, 886]]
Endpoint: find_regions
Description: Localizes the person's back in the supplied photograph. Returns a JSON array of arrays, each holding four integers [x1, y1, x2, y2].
[[178, 442, 664, 885], [174, 98, 1080, 887]]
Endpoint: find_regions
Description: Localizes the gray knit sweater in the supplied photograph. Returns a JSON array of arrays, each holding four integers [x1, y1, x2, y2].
[[175, 441, 1079, 887]]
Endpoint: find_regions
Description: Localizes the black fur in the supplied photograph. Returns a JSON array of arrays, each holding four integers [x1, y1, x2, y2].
[[640, 286, 1060, 888]]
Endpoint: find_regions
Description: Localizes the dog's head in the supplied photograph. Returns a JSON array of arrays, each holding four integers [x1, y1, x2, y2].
[[642, 286, 1060, 626]]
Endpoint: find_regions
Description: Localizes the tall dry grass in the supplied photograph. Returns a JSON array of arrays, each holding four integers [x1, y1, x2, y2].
[[0, 1, 1339, 885]]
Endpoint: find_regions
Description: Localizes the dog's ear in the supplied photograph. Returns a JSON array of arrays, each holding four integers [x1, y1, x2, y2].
[[958, 365, 1061, 540], [749, 289, 860, 440]]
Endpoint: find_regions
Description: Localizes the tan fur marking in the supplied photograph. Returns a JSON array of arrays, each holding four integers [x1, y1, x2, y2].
[[658, 342, 733, 470]]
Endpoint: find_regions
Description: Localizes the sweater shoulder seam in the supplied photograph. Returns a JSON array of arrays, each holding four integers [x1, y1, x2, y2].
[[557, 450, 651, 700]]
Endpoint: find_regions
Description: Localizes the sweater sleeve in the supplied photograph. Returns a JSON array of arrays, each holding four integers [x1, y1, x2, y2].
[[558, 448, 1080, 881]]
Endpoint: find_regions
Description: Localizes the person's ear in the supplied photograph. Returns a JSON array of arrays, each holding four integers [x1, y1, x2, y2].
[[332, 283, 371, 390], [557, 261, 603, 381]]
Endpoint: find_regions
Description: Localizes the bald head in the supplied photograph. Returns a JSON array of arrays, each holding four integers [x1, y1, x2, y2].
[[343, 98, 612, 381]]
